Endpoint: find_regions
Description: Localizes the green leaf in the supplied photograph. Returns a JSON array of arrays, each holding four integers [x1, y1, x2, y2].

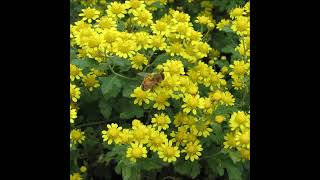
[[120, 103, 144, 119], [71, 58, 99, 69], [117, 21, 126, 31], [138, 158, 163, 171], [152, 53, 170, 68], [122, 81, 140, 98], [207, 157, 225, 177], [209, 123, 224, 144], [174, 160, 201, 178], [100, 75, 123, 99], [108, 56, 131, 72], [223, 160, 242, 180], [122, 165, 141, 180], [99, 99, 112, 119], [228, 150, 242, 163]]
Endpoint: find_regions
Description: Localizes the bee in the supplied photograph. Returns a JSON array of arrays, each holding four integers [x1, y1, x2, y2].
[[140, 72, 165, 91]]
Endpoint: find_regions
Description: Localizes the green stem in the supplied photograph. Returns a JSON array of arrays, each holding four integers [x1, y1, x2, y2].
[[108, 64, 137, 80], [74, 120, 110, 128]]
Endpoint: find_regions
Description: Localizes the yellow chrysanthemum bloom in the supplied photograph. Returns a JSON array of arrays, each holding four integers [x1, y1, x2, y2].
[[148, 130, 168, 151], [192, 120, 213, 137], [229, 111, 250, 131], [106, 2, 128, 19], [82, 74, 100, 91], [131, 124, 149, 144], [172, 22, 191, 39], [70, 84, 81, 103], [173, 112, 189, 127], [221, 91, 235, 106], [229, 60, 250, 79], [152, 88, 170, 110], [70, 107, 77, 124], [80, 166, 87, 173], [126, 142, 148, 162], [126, 0, 146, 13], [170, 126, 188, 146], [70, 64, 83, 81], [215, 115, 225, 124], [182, 94, 203, 115], [70, 129, 86, 144], [119, 129, 133, 144], [223, 132, 237, 149], [133, 32, 151, 50], [187, 29, 202, 42], [150, 35, 167, 51], [70, 173, 82, 180], [131, 87, 154, 106], [186, 131, 198, 143], [162, 59, 185, 75], [231, 16, 250, 36], [230, 7, 245, 19], [166, 42, 185, 57], [209, 90, 223, 102], [195, 15, 214, 28], [130, 53, 148, 70], [171, 10, 190, 23], [151, 20, 171, 36], [235, 130, 250, 149], [102, 123, 122, 144], [232, 77, 246, 90], [158, 140, 180, 163], [216, 19, 231, 31], [239, 148, 250, 160], [193, 41, 212, 59], [132, 8, 153, 27], [112, 39, 136, 58], [182, 140, 203, 161], [90, 68, 106, 77], [151, 113, 171, 130], [244, 2, 250, 14], [79, 7, 100, 23], [202, 97, 215, 114], [95, 16, 117, 31]]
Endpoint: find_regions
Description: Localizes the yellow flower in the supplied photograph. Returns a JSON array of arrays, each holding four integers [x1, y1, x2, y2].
[[150, 35, 167, 51], [131, 124, 149, 144], [82, 74, 100, 91], [132, 32, 151, 50], [215, 115, 225, 124], [132, 8, 153, 27], [112, 39, 136, 58], [171, 10, 190, 23], [70, 173, 82, 180], [173, 112, 189, 127], [80, 166, 87, 173], [70, 107, 77, 124], [70, 64, 83, 81], [181, 140, 203, 161], [151, 20, 171, 36], [182, 94, 203, 115], [102, 123, 122, 144], [229, 111, 250, 131], [231, 16, 250, 36], [151, 113, 171, 130], [230, 7, 245, 19], [202, 97, 215, 114], [106, 2, 128, 19], [130, 53, 148, 70], [126, 142, 148, 162], [193, 41, 212, 59], [148, 130, 168, 151], [232, 78, 245, 90], [79, 7, 100, 23], [166, 42, 184, 56], [152, 88, 170, 110], [162, 60, 185, 75], [217, 19, 231, 31], [95, 16, 117, 31], [126, 0, 146, 13], [229, 60, 250, 79], [90, 68, 106, 77], [131, 87, 154, 106], [221, 91, 235, 106], [170, 126, 188, 146], [191, 120, 213, 137], [223, 132, 237, 149], [172, 22, 191, 39], [158, 140, 180, 163], [235, 130, 250, 149], [70, 129, 86, 144], [239, 148, 250, 160], [70, 84, 81, 103], [119, 129, 133, 144]]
